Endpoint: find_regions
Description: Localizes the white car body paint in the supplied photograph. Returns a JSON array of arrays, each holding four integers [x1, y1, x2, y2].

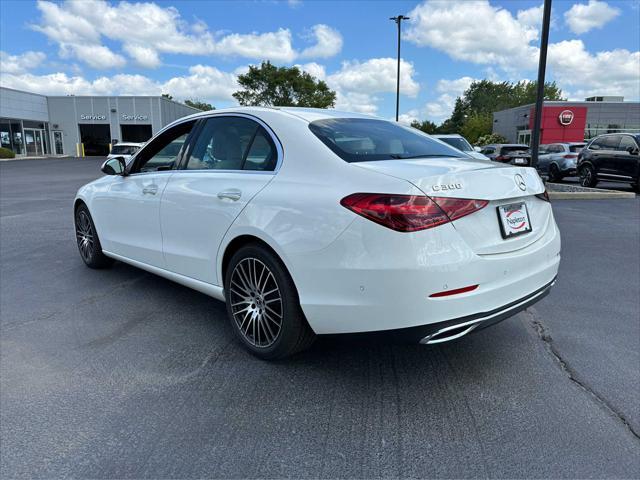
[[76, 107, 560, 337]]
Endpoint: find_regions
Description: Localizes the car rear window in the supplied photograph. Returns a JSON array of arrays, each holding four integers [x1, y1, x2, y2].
[[308, 118, 465, 162], [437, 137, 473, 152], [500, 146, 530, 155], [569, 144, 585, 153]]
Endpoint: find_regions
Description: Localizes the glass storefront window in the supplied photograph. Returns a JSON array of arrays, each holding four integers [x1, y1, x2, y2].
[[0, 118, 25, 155]]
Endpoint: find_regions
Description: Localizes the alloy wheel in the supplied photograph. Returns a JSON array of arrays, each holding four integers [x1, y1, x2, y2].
[[229, 257, 283, 348], [75, 210, 95, 262]]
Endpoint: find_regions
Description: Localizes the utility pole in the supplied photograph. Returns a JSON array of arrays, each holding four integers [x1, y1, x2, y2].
[[390, 15, 409, 122], [530, 0, 552, 168]]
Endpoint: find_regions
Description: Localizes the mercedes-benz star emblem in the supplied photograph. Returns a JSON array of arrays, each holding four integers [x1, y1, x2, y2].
[[515, 174, 526, 191]]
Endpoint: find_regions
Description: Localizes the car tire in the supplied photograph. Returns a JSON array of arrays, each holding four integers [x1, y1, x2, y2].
[[74, 204, 114, 269], [548, 164, 562, 183], [579, 165, 597, 188], [224, 243, 316, 360]]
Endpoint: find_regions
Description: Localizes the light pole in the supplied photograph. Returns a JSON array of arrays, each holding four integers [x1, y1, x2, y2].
[[530, 0, 552, 168], [390, 15, 409, 122]]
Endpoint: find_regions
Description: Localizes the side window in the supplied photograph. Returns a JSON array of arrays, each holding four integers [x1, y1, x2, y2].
[[602, 135, 621, 150], [618, 136, 638, 152], [482, 146, 495, 154], [132, 121, 195, 173], [589, 138, 604, 150], [243, 127, 277, 171], [186, 116, 277, 171]]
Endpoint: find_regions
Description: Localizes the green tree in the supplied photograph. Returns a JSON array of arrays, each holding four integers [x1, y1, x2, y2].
[[438, 98, 468, 133], [410, 119, 438, 134], [184, 99, 215, 111], [476, 133, 508, 146], [233, 61, 336, 108], [161, 93, 173, 100], [460, 113, 493, 144]]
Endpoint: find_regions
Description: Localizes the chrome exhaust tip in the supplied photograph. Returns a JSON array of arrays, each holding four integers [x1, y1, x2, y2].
[[419, 319, 483, 345]]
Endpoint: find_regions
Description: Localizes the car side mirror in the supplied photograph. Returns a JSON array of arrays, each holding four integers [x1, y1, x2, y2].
[[101, 157, 126, 175], [626, 146, 639, 155]]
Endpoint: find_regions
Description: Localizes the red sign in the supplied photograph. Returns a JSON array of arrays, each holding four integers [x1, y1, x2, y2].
[[559, 110, 574, 126]]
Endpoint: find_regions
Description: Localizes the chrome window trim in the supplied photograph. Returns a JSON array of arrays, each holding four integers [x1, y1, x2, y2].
[[179, 112, 283, 175], [125, 112, 283, 177]]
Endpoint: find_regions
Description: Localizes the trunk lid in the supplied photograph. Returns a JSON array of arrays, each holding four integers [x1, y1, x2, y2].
[[353, 158, 550, 254]]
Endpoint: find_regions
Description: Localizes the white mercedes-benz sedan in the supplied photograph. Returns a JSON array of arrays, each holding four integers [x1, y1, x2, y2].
[[74, 107, 560, 359]]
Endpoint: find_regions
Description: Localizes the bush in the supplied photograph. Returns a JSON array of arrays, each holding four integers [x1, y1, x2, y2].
[[0, 147, 16, 159], [475, 133, 508, 147]]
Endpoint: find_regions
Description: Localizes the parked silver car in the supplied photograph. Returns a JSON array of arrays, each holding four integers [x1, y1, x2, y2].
[[537, 142, 586, 182]]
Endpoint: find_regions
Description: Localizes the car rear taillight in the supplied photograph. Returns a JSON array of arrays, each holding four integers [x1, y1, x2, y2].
[[340, 193, 488, 232], [535, 189, 550, 202], [495, 155, 509, 161], [563, 154, 577, 159]]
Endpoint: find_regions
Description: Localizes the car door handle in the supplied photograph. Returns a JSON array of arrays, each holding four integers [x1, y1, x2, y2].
[[217, 189, 242, 201], [142, 185, 158, 195]]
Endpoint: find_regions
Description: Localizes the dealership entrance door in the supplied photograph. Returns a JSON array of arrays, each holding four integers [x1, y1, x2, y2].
[[121, 124, 152, 143], [79, 124, 111, 156], [24, 128, 45, 156]]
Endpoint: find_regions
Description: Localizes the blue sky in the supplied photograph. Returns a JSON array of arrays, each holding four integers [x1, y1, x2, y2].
[[1, 0, 638, 123]]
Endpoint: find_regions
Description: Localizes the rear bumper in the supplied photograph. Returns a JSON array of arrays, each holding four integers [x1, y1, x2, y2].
[[290, 208, 561, 335]]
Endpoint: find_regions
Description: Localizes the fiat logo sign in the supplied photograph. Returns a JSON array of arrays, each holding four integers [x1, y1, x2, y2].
[[559, 110, 574, 126]]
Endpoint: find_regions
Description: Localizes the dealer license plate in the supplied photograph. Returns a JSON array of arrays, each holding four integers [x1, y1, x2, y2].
[[513, 157, 527, 165], [497, 202, 532, 239]]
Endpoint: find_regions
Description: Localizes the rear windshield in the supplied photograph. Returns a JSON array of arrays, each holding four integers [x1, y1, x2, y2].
[[500, 146, 530, 155], [438, 137, 473, 152], [111, 145, 140, 155], [569, 144, 585, 152], [308, 118, 465, 162]]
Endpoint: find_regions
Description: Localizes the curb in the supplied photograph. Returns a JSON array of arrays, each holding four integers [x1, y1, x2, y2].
[[549, 191, 636, 200]]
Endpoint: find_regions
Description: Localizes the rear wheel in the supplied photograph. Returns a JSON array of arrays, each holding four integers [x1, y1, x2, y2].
[[579, 165, 597, 188], [74, 204, 114, 269], [224, 244, 315, 359], [548, 164, 563, 183]]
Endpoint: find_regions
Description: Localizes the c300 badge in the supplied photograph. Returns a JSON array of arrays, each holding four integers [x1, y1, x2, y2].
[[431, 183, 462, 192]]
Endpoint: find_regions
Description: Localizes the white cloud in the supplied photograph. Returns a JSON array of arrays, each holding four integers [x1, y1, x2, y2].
[[296, 62, 327, 80], [405, 0, 540, 72], [436, 76, 477, 95], [0, 64, 238, 102], [33, 0, 342, 68], [0, 51, 46, 74], [516, 4, 545, 29], [300, 25, 343, 59], [123, 44, 161, 69], [548, 40, 640, 99], [328, 58, 419, 97], [564, 0, 620, 34]]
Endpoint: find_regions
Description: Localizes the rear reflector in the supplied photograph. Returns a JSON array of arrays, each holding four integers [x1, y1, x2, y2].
[[340, 193, 488, 232], [429, 284, 478, 298]]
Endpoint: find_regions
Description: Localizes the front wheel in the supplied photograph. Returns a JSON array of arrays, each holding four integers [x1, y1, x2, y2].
[[74, 204, 114, 269], [224, 244, 315, 359], [579, 165, 597, 188]]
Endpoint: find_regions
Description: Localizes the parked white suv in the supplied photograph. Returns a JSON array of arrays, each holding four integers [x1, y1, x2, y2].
[[432, 134, 489, 160]]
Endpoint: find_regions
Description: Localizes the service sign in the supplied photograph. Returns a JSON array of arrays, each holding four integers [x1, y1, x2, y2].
[[558, 110, 574, 126]]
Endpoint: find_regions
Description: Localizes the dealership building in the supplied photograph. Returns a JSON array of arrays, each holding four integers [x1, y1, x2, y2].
[[493, 97, 640, 145], [0, 87, 200, 157]]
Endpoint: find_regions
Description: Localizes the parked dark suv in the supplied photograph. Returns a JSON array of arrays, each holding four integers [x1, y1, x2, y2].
[[480, 144, 531, 166], [577, 133, 640, 191]]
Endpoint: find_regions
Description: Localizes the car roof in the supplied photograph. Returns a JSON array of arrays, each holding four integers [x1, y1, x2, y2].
[[432, 134, 464, 138], [172, 106, 376, 125], [114, 142, 143, 147]]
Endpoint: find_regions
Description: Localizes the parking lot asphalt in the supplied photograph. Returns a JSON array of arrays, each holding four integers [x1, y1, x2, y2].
[[1, 157, 639, 479]]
